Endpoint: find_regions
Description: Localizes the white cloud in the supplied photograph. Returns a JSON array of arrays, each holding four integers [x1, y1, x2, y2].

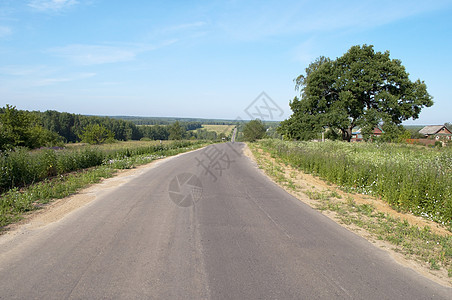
[[32, 72, 95, 86], [48, 40, 178, 65], [0, 26, 12, 37], [48, 44, 137, 65], [28, 0, 79, 12], [0, 64, 95, 88], [0, 65, 54, 76]]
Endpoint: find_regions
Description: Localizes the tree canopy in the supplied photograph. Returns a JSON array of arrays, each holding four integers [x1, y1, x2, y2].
[[78, 124, 115, 145], [0, 105, 63, 150], [169, 121, 184, 140], [243, 119, 266, 142], [278, 45, 433, 142]]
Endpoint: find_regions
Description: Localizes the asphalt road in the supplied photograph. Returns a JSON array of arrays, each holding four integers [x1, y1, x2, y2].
[[0, 143, 450, 299]]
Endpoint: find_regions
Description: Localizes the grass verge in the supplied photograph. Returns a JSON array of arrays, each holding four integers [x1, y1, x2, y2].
[[247, 142, 452, 281], [0, 142, 209, 229], [256, 139, 452, 228]]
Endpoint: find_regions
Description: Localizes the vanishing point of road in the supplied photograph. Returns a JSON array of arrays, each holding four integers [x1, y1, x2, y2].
[[0, 143, 450, 299]]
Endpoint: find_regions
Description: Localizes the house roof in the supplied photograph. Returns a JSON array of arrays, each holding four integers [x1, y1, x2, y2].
[[352, 127, 384, 135], [419, 125, 449, 135]]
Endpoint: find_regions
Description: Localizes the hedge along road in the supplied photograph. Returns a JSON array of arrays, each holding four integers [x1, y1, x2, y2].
[[0, 143, 450, 299]]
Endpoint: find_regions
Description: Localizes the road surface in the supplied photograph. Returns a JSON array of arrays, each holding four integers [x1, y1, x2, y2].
[[0, 143, 450, 299]]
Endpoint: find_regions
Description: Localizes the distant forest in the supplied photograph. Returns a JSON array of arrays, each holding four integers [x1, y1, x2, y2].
[[39, 110, 142, 143], [108, 116, 238, 125], [0, 106, 246, 150], [38, 111, 214, 142]]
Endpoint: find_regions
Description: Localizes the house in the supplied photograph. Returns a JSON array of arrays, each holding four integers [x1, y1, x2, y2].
[[419, 125, 452, 141], [351, 127, 384, 142]]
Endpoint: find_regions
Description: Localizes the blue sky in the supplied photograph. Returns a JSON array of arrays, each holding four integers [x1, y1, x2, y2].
[[0, 0, 451, 124]]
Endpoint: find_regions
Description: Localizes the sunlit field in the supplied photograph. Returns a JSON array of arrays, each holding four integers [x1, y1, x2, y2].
[[201, 124, 235, 135], [258, 139, 452, 228]]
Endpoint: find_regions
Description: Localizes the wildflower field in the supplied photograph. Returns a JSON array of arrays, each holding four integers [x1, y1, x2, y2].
[[258, 139, 452, 229]]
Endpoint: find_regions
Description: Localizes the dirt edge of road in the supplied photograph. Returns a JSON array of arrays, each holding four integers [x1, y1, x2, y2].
[[243, 143, 452, 288]]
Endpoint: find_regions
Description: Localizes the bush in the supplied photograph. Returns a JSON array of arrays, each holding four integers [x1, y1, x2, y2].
[[79, 124, 115, 145], [243, 119, 266, 142]]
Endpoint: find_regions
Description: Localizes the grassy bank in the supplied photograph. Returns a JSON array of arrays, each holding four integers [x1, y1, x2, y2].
[[257, 139, 452, 229], [0, 140, 209, 229], [0, 140, 205, 193]]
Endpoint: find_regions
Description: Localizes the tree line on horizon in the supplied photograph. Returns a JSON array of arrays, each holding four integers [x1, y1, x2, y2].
[[0, 105, 217, 150], [110, 116, 236, 126]]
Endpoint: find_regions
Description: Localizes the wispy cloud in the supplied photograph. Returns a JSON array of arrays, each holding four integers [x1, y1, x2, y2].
[[143, 21, 209, 45], [0, 64, 95, 87], [0, 26, 12, 37], [32, 72, 95, 86], [48, 41, 178, 65], [48, 44, 137, 65], [0, 65, 54, 76], [216, 0, 452, 40], [28, 0, 79, 13]]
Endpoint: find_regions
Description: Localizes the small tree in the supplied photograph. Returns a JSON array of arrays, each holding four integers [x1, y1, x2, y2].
[[0, 104, 30, 150], [169, 121, 184, 140], [243, 119, 266, 142], [27, 125, 64, 148], [79, 124, 114, 144]]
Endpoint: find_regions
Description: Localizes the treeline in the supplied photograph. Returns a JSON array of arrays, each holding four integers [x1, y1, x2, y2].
[[139, 122, 225, 141], [40, 111, 203, 142], [110, 116, 236, 125], [0, 105, 64, 151], [0, 105, 225, 150], [39, 110, 142, 143]]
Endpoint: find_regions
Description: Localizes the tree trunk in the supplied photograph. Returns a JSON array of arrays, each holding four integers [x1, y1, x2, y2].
[[341, 127, 352, 142]]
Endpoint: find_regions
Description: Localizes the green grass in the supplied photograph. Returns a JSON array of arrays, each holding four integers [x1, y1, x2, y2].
[[333, 199, 452, 273], [0, 140, 206, 193], [257, 139, 452, 229], [201, 125, 235, 135], [0, 166, 115, 227], [0, 141, 209, 229]]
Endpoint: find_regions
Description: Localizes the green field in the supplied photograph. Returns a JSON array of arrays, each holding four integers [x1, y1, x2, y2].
[[257, 139, 452, 229], [201, 124, 235, 135]]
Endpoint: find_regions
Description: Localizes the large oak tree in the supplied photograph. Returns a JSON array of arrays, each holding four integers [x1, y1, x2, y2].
[[278, 45, 433, 141]]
